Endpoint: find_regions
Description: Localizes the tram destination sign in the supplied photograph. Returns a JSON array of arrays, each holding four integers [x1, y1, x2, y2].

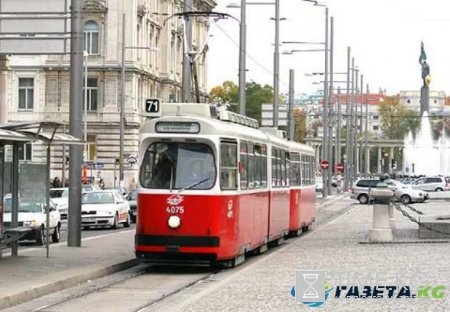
[[155, 122, 200, 134]]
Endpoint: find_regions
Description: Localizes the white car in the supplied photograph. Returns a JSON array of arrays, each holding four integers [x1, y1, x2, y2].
[[81, 190, 131, 229], [386, 179, 429, 204], [50, 188, 69, 219], [3, 195, 61, 245], [315, 179, 323, 192]]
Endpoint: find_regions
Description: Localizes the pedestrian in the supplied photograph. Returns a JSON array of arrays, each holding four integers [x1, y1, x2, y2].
[[64, 178, 69, 187], [129, 178, 137, 192], [99, 179, 105, 190], [53, 177, 61, 188]]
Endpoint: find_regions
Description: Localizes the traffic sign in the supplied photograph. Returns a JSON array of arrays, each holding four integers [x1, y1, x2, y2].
[[94, 162, 104, 170], [320, 160, 330, 170], [336, 163, 344, 173], [405, 167, 409, 173], [143, 98, 162, 117]]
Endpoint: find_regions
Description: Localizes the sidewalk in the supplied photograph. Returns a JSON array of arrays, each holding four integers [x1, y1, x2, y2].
[[0, 230, 136, 310], [167, 200, 450, 311]]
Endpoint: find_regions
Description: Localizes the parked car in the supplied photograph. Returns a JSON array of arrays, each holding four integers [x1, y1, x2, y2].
[[81, 190, 131, 229], [385, 179, 429, 204], [50, 188, 69, 219], [410, 177, 450, 192], [104, 186, 129, 198], [315, 179, 323, 192], [350, 179, 380, 204], [127, 189, 138, 223], [351, 178, 428, 205], [3, 195, 61, 245], [82, 184, 101, 192]]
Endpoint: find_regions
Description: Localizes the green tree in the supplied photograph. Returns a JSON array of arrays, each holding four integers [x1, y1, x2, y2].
[[379, 96, 420, 139], [294, 110, 307, 143], [209, 80, 273, 125]]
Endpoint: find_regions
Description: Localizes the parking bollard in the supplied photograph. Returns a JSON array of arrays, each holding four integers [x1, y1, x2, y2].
[[369, 174, 395, 242], [389, 204, 396, 230]]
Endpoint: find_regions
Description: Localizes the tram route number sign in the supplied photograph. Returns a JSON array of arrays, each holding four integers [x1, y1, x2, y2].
[[144, 98, 162, 117], [320, 160, 330, 170], [336, 163, 344, 173]]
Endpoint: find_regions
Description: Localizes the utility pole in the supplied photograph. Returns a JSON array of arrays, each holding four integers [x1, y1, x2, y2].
[[354, 69, 359, 180], [336, 86, 341, 181], [238, 0, 246, 115], [359, 74, 364, 177], [348, 57, 355, 184], [288, 69, 295, 141], [327, 15, 334, 193], [273, 0, 280, 128], [322, 7, 329, 198], [119, 13, 126, 187], [182, 0, 193, 102], [364, 83, 369, 176], [68, 0, 84, 247], [344, 47, 351, 192]]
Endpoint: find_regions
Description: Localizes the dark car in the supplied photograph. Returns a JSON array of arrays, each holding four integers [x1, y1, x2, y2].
[[127, 189, 138, 223]]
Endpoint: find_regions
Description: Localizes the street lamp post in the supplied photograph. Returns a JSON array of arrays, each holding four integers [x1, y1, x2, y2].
[[322, 7, 329, 198], [84, 50, 88, 165], [344, 47, 351, 191], [239, 0, 246, 115], [359, 73, 364, 177], [327, 15, 334, 193], [273, 0, 280, 128]]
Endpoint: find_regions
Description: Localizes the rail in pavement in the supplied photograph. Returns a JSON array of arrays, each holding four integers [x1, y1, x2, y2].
[[0, 229, 136, 310]]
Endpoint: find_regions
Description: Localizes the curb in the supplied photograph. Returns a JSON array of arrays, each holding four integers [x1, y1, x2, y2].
[[0, 258, 137, 310]]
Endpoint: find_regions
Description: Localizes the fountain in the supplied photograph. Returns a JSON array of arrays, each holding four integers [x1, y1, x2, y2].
[[403, 111, 450, 176]]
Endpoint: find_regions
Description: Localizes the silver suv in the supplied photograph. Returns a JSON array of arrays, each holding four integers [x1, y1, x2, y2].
[[410, 177, 450, 192], [350, 179, 381, 204]]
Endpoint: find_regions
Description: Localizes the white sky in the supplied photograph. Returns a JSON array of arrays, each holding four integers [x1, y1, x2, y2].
[[206, 0, 450, 96]]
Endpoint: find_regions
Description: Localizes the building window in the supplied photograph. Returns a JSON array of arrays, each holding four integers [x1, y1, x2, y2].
[[18, 78, 34, 110], [84, 135, 97, 161], [373, 126, 379, 131], [407, 99, 411, 104], [83, 78, 98, 111], [84, 21, 99, 54], [19, 143, 32, 161], [434, 100, 438, 104], [373, 115, 379, 120]]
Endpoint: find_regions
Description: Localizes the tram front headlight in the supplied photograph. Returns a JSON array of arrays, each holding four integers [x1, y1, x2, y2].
[[168, 215, 181, 229]]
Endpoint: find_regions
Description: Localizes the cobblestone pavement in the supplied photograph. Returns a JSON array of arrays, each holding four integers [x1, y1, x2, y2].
[[156, 199, 450, 312]]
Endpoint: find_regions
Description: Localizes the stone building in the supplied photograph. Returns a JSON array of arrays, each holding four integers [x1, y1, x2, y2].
[[0, 0, 216, 187]]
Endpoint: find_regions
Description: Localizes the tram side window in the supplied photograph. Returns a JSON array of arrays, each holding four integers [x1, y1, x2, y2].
[[281, 151, 286, 187], [301, 155, 307, 186], [240, 142, 248, 190], [261, 145, 267, 188], [290, 153, 301, 186], [272, 148, 277, 187], [254, 145, 262, 189], [220, 142, 238, 190], [309, 156, 314, 185], [248, 143, 255, 189]]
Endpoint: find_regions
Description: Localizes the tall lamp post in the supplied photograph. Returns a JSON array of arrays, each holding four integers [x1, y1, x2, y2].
[[83, 51, 88, 169], [227, 1, 277, 117]]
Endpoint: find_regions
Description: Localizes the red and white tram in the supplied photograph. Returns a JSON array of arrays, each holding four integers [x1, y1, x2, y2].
[[135, 103, 315, 267]]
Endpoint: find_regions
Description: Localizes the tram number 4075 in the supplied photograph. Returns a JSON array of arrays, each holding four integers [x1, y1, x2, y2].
[[166, 206, 185, 214]]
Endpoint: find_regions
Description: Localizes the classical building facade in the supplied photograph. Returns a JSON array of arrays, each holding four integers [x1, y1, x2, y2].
[[1, 0, 216, 186]]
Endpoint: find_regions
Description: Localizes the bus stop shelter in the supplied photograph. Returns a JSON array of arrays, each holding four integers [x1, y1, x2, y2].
[[0, 121, 83, 259]]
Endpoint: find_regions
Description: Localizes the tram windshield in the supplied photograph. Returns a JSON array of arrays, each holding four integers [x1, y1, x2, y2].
[[140, 142, 216, 190]]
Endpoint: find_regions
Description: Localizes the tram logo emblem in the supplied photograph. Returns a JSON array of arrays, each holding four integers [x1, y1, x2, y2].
[[167, 195, 184, 206]]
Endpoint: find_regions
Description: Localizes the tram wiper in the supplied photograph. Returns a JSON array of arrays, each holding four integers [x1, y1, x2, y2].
[[179, 178, 210, 193]]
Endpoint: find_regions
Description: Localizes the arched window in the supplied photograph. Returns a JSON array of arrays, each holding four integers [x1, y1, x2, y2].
[[84, 21, 99, 54]]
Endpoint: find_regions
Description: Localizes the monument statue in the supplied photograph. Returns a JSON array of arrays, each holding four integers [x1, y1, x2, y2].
[[419, 41, 430, 115]]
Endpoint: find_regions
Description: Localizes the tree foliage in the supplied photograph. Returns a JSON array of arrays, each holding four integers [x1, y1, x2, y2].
[[378, 96, 421, 139], [294, 110, 307, 143], [209, 80, 273, 125]]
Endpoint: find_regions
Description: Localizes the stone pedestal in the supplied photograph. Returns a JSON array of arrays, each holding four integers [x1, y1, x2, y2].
[[369, 182, 395, 242]]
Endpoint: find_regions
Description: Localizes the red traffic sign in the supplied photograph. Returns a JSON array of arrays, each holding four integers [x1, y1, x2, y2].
[[320, 160, 330, 170], [336, 163, 344, 173]]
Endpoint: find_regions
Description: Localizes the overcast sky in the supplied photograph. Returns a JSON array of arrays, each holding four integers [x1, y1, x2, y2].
[[206, 0, 450, 96]]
